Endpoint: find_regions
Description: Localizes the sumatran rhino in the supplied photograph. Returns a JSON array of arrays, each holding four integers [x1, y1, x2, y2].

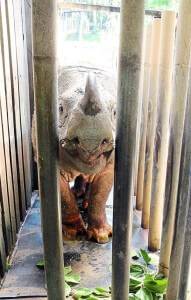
[[32, 66, 116, 243]]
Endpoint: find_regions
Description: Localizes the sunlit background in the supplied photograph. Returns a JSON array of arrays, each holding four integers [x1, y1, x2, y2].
[[57, 0, 178, 71]]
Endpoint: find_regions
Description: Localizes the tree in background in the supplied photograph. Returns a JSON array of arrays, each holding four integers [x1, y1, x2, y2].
[[146, 0, 178, 9]]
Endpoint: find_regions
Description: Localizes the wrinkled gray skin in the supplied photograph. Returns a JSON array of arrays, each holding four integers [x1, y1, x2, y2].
[[32, 66, 116, 243]]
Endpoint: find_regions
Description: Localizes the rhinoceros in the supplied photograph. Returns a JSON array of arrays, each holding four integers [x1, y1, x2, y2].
[[32, 66, 116, 243]]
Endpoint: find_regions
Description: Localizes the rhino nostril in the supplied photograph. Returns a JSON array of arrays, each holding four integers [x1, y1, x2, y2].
[[60, 138, 69, 148], [72, 137, 80, 145]]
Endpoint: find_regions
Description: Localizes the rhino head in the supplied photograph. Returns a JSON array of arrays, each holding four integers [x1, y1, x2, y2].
[[60, 72, 114, 175]]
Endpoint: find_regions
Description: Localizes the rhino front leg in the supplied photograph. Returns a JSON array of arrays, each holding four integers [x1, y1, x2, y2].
[[87, 163, 114, 243], [60, 175, 85, 238]]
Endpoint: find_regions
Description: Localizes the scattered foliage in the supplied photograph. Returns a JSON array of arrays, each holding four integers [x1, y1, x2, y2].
[[36, 249, 167, 299], [5, 262, 10, 271]]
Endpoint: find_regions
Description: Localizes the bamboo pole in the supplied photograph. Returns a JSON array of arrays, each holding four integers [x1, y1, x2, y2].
[[112, 1, 145, 299], [177, 189, 191, 299], [134, 28, 146, 200], [141, 18, 161, 230], [32, 1, 65, 299], [136, 24, 153, 211], [159, 0, 191, 277], [148, 12, 176, 251], [166, 67, 191, 299], [166, 74, 191, 300]]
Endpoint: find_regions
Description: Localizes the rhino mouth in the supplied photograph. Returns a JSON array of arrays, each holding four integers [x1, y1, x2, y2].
[[78, 149, 113, 166], [64, 148, 113, 167]]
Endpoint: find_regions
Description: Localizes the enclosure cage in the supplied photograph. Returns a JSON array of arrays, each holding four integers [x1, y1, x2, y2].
[[0, 0, 191, 300]]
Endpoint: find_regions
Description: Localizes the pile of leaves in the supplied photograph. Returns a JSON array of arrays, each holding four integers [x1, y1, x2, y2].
[[73, 287, 111, 300], [37, 260, 81, 296], [129, 249, 167, 300], [36, 248, 168, 300]]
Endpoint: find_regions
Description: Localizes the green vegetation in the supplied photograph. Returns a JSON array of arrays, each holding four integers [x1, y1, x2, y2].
[[146, 0, 178, 10], [36, 249, 167, 300]]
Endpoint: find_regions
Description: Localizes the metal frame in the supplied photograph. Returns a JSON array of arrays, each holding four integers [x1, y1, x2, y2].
[[57, 1, 161, 17]]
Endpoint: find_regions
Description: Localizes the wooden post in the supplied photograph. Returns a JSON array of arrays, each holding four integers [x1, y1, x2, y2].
[[148, 12, 176, 251], [166, 71, 191, 300], [13, 0, 32, 210], [32, 1, 65, 299], [112, 1, 145, 299], [6, 0, 26, 220], [134, 28, 146, 200], [165, 65, 191, 299], [159, 0, 191, 277], [177, 186, 191, 299], [0, 189, 6, 276], [136, 24, 152, 211], [141, 18, 161, 229]]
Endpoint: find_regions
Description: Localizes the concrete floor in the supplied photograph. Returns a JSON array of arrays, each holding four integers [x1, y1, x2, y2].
[[0, 190, 148, 299]]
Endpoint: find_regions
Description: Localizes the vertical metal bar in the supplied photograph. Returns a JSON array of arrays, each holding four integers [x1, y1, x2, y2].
[[166, 68, 191, 300], [32, 1, 65, 299], [148, 12, 176, 251], [112, 1, 145, 299], [159, 0, 191, 278]]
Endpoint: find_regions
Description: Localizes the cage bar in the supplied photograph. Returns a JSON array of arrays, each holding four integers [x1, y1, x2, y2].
[[148, 11, 176, 251], [112, 1, 145, 299], [142, 18, 161, 231], [159, 0, 191, 277], [166, 66, 191, 299], [32, 0, 65, 299], [136, 24, 152, 211]]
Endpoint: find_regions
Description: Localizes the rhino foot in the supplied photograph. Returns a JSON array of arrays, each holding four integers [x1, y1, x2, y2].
[[87, 220, 112, 244], [62, 214, 86, 239]]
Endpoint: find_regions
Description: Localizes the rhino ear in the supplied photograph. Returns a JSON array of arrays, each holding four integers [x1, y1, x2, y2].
[[79, 72, 103, 116]]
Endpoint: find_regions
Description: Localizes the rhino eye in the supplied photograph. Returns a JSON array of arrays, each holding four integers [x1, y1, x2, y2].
[[59, 105, 63, 113], [114, 111, 116, 116], [102, 139, 108, 145]]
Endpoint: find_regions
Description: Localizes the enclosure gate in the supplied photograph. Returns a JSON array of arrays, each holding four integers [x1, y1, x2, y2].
[[0, 0, 32, 275]]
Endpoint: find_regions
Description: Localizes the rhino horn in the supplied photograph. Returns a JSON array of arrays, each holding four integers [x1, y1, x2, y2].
[[79, 72, 103, 116]]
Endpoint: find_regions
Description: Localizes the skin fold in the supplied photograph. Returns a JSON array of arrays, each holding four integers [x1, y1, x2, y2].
[[32, 66, 116, 243]]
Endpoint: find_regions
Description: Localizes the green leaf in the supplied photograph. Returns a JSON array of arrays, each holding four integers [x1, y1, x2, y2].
[[129, 296, 141, 300], [73, 287, 92, 299], [136, 286, 154, 300], [81, 297, 101, 300], [145, 274, 154, 281], [6, 262, 10, 271], [93, 287, 110, 297], [64, 265, 72, 275], [151, 293, 159, 300], [36, 259, 45, 269], [131, 249, 140, 260], [65, 282, 71, 297], [130, 262, 146, 278], [65, 273, 81, 284], [155, 273, 165, 280], [140, 249, 152, 264], [144, 279, 168, 294], [129, 276, 143, 292]]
